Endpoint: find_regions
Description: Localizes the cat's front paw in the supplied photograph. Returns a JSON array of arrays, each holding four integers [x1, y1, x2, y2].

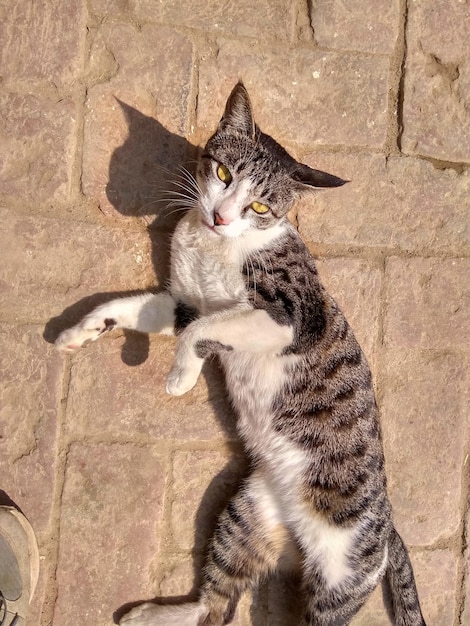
[[55, 326, 93, 352], [55, 316, 116, 352], [166, 359, 203, 396]]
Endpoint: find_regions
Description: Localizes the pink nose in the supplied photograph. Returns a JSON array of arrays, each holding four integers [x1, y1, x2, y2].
[[214, 212, 230, 226]]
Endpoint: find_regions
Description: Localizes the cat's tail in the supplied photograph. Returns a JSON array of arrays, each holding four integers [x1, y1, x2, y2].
[[119, 600, 207, 626], [385, 526, 427, 626]]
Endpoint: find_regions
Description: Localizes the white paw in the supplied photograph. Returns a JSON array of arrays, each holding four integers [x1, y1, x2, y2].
[[166, 359, 203, 396], [120, 601, 205, 625], [54, 316, 116, 352], [119, 602, 162, 625]]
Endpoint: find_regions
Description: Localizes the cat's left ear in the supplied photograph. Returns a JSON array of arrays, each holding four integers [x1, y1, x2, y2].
[[219, 82, 256, 138], [291, 163, 349, 191]]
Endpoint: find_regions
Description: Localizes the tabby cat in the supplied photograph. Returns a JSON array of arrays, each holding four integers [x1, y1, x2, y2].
[[55, 83, 426, 626]]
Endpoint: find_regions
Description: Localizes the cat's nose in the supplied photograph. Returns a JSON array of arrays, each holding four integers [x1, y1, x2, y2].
[[214, 212, 230, 226]]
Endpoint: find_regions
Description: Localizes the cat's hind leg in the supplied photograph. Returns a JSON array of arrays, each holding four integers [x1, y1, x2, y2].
[[300, 535, 388, 626], [198, 472, 297, 626], [55, 292, 176, 352], [119, 471, 298, 626]]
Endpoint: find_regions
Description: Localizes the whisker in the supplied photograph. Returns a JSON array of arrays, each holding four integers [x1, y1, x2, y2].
[[241, 248, 254, 303], [136, 197, 166, 212], [165, 206, 193, 218], [173, 169, 197, 188], [247, 254, 257, 302], [176, 167, 203, 197], [160, 190, 198, 202], [165, 200, 197, 209], [169, 181, 199, 200], [137, 195, 197, 213], [257, 247, 273, 276]]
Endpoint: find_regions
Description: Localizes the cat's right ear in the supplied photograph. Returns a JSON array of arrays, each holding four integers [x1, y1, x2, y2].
[[218, 82, 256, 138], [291, 163, 349, 191]]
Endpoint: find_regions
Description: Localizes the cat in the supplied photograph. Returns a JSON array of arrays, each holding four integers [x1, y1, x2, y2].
[[55, 83, 426, 626]]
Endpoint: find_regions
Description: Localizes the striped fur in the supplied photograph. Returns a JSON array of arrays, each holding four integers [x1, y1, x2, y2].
[[56, 83, 426, 625]]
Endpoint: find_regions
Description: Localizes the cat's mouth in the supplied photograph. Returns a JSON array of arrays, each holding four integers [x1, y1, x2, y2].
[[203, 221, 220, 234], [200, 214, 224, 235], [199, 212, 247, 239]]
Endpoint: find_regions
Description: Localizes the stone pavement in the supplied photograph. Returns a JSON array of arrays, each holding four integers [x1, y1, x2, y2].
[[0, 1, 469, 624]]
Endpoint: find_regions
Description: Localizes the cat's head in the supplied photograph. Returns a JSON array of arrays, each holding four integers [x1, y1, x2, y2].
[[195, 82, 347, 239]]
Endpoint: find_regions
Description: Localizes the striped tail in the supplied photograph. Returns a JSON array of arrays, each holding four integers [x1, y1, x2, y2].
[[386, 527, 427, 626]]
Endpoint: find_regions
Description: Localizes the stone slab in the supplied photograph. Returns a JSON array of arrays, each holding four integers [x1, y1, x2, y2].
[[82, 23, 193, 222], [412, 549, 458, 625], [65, 335, 238, 441], [309, 0, 399, 54], [89, 0, 294, 42], [402, 0, 470, 162], [169, 449, 246, 553], [0, 93, 78, 206], [381, 350, 467, 545], [0, 209, 157, 325], [384, 257, 470, 350], [197, 42, 390, 150], [0, 1, 86, 91], [0, 323, 62, 534], [54, 443, 166, 625], [297, 154, 470, 255], [313, 257, 382, 366]]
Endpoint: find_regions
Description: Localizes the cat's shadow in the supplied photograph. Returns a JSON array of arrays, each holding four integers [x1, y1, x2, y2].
[[44, 99, 191, 365], [43, 100, 278, 625]]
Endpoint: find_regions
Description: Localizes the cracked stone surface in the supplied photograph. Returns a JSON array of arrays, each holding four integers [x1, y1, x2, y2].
[[381, 350, 468, 546], [0, 1, 87, 90], [54, 443, 166, 625], [297, 154, 470, 255], [308, 0, 400, 54], [402, 0, 470, 162], [384, 257, 470, 350], [65, 335, 238, 441], [0, 93, 78, 205], [0, 209, 157, 324], [197, 41, 390, 149], [0, 324, 62, 534], [0, 2, 468, 625]]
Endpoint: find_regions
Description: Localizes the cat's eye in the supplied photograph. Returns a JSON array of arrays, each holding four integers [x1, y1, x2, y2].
[[216, 164, 232, 185], [250, 201, 270, 215]]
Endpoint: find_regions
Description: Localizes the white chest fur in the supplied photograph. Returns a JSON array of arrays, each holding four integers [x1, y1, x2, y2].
[[170, 210, 248, 314], [170, 209, 287, 315]]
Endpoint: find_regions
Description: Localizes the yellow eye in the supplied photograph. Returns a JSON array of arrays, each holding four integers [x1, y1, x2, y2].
[[251, 201, 270, 214], [216, 164, 232, 185]]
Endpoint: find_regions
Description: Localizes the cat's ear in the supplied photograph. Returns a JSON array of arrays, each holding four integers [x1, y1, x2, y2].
[[291, 163, 349, 191], [219, 82, 256, 138]]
